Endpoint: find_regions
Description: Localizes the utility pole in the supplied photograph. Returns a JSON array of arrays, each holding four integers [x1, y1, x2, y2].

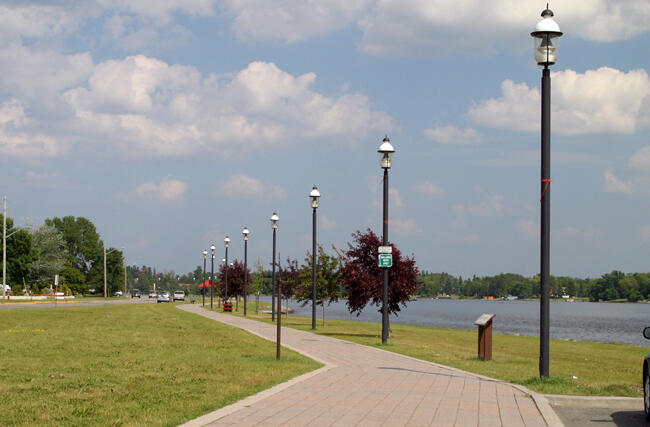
[[2, 195, 6, 299]]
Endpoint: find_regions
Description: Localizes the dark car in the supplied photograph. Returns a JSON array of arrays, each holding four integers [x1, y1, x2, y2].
[[643, 326, 650, 421], [131, 289, 141, 298]]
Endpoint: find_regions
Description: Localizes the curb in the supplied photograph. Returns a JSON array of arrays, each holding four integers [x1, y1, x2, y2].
[[545, 394, 642, 410], [177, 305, 336, 427]]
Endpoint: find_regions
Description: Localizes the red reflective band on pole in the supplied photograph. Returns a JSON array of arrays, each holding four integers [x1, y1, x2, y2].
[[540, 179, 552, 202], [383, 220, 388, 224]]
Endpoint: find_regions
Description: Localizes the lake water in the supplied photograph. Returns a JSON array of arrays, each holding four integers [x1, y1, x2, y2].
[[259, 297, 650, 347]]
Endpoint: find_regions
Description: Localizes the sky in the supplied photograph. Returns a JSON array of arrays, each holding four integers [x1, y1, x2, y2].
[[1, 0, 649, 279]]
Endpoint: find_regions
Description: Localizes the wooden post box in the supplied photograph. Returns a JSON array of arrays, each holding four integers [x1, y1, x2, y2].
[[474, 313, 496, 361]]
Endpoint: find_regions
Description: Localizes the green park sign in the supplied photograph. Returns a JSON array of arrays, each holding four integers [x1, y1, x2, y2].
[[378, 253, 392, 267]]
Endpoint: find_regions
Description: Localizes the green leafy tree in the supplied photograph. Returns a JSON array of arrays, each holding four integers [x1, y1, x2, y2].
[[45, 216, 102, 274], [250, 261, 265, 314], [86, 248, 124, 295], [29, 224, 67, 289], [295, 245, 342, 326], [1, 214, 37, 287]]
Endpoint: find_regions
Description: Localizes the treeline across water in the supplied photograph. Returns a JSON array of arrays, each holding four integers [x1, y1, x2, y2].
[[418, 270, 650, 302]]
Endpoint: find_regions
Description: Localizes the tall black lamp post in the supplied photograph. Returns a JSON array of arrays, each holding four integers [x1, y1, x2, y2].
[[378, 136, 394, 344], [202, 250, 207, 307], [531, 6, 562, 378], [210, 245, 215, 310], [242, 227, 249, 316], [310, 185, 320, 330], [224, 236, 230, 301], [271, 213, 280, 359]]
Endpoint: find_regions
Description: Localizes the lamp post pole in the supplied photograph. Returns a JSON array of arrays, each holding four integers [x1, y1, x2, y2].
[[224, 237, 230, 302], [531, 6, 562, 378], [379, 136, 394, 344], [243, 228, 250, 316], [310, 186, 320, 329], [271, 213, 280, 359], [104, 245, 107, 299], [2, 195, 6, 300], [210, 245, 215, 310], [202, 250, 207, 307]]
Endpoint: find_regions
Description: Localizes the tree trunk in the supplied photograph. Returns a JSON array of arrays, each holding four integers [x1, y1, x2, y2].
[[285, 295, 289, 318], [256, 293, 259, 314], [236, 295, 239, 311], [322, 297, 326, 327]]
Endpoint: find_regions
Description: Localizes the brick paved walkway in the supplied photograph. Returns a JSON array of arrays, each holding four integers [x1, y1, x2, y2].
[[179, 305, 562, 427]]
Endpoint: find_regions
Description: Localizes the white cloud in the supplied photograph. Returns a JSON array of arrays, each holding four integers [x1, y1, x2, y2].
[[563, 226, 602, 239], [321, 215, 337, 231], [359, 1, 650, 56], [477, 150, 595, 167], [517, 220, 538, 238], [218, 174, 287, 200], [469, 67, 650, 136], [392, 218, 422, 236], [416, 180, 445, 197], [0, 55, 390, 159], [221, 0, 371, 43], [134, 177, 188, 201], [0, 99, 59, 158], [0, 45, 94, 99], [629, 146, 650, 171], [641, 226, 650, 242], [604, 168, 633, 193], [453, 195, 505, 217], [424, 126, 482, 145]]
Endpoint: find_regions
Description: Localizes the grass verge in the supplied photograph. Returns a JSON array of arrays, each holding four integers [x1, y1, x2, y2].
[[216, 300, 645, 397], [0, 303, 320, 426]]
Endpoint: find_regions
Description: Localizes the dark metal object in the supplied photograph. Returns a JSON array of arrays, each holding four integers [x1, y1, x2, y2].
[[273, 228, 280, 359], [244, 238, 248, 316], [210, 251, 214, 310], [382, 167, 389, 344], [225, 246, 229, 301], [540, 66, 551, 378], [202, 253, 206, 307], [312, 206, 317, 330]]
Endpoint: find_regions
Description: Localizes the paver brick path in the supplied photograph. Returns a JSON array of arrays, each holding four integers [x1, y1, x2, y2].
[[179, 305, 561, 427]]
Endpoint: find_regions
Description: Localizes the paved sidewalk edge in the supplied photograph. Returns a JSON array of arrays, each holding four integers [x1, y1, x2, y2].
[[177, 305, 336, 427], [545, 394, 643, 410], [334, 334, 565, 427], [178, 306, 563, 427]]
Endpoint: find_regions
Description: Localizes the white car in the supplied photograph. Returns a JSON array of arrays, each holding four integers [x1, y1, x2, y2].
[[157, 292, 171, 303], [173, 291, 185, 301]]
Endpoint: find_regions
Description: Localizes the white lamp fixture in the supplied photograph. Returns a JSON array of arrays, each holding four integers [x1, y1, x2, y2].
[[378, 136, 394, 169], [531, 6, 562, 66], [242, 227, 250, 241], [271, 212, 279, 229], [310, 186, 320, 209], [224, 236, 230, 248]]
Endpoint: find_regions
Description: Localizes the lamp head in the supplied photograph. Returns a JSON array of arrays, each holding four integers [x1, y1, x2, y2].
[[531, 6, 562, 66], [224, 236, 230, 247], [242, 227, 250, 240], [310, 185, 320, 209], [378, 136, 394, 169], [270, 212, 279, 229]]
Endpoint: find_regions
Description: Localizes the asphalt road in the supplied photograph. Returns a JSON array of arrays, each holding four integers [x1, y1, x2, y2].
[[548, 395, 646, 426], [0, 297, 158, 309]]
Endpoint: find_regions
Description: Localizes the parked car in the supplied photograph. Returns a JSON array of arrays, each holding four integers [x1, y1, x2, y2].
[[173, 291, 185, 302], [113, 291, 123, 297], [157, 292, 171, 303], [131, 289, 141, 298], [148, 291, 157, 298], [643, 327, 650, 419]]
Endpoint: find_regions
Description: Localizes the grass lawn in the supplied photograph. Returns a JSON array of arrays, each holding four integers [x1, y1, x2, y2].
[[0, 303, 320, 426], [217, 300, 646, 397]]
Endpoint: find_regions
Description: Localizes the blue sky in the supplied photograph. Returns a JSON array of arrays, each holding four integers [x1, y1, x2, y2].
[[1, 1, 649, 278]]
